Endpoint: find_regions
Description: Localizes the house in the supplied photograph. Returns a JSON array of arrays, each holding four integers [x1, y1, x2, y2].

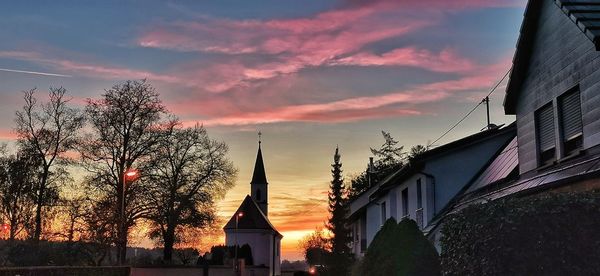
[[455, 0, 600, 206], [427, 0, 600, 249], [223, 139, 282, 276], [347, 124, 516, 257]]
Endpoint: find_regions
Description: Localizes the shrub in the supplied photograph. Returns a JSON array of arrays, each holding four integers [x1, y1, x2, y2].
[[354, 218, 441, 276], [440, 191, 600, 275]]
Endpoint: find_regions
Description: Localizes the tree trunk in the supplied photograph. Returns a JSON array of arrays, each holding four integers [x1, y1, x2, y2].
[[33, 168, 48, 241], [163, 224, 176, 262]]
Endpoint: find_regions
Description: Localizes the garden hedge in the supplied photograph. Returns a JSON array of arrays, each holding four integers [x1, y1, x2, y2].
[[440, 191, 600, 275], [353, 218, 441, 276]]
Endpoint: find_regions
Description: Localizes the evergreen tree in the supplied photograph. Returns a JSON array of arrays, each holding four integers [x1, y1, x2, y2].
[[350, 131, 405, 198], [326, 146, 352, 275]]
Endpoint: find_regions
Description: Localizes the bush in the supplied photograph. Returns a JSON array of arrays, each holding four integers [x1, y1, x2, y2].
[[440, 191, 600, 275], [354, 218, 441, 276]]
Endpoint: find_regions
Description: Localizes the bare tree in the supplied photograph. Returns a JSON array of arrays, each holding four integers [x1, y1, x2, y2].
[[0, 149, 39, 240], [80, 79, 166, 264], [15, 87, 84, 241], [144, 121, 236, 262]]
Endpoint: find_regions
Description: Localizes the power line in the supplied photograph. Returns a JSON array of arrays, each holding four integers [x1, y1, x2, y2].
[[427, 69, 512, 149]]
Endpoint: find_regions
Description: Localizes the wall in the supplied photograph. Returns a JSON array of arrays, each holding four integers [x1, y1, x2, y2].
[[225, 230, 272, 267], [424, 131, 514, 212], [131, 267, 271, 276], [515, 1, 600, 173], [357, 129, 514, 253]]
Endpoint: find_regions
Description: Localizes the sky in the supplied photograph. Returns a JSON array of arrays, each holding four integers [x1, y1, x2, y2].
[[0, 0, 526, 260]]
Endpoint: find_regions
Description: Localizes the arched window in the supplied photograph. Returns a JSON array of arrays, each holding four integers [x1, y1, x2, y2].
[[256, 189, 262, 201]]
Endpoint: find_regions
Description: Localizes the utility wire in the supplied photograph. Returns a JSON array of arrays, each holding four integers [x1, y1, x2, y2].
[[427, 69, 512, 149]]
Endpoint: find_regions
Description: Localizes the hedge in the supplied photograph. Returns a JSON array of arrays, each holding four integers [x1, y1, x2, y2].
[[353, 218, 441, 276], [440, 191, 600, 275]]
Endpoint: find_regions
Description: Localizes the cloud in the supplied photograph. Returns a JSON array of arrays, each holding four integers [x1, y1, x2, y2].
[[330, 48, 477, 73], [183, 60, 510, 127], [267, 194, 328, 232]]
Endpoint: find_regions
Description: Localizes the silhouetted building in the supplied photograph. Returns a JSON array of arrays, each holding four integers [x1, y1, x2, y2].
[[224, 139, 282, 276]]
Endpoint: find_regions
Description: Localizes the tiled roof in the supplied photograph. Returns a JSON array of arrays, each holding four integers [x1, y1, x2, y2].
[[556, 0, 600, 49]]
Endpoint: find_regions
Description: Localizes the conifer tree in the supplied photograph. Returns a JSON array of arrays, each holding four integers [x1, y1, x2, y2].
[[326, 146, 352, 275]]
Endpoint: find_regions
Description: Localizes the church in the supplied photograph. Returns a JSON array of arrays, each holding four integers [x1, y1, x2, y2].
[[224, 137, 282, 276]]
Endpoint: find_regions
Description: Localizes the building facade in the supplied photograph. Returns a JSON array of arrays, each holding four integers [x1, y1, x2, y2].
[[348, 125, 516, 257], [224, 142, 282, 276]]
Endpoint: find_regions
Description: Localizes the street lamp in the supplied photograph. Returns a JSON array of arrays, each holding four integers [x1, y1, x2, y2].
[[120, 168, 138, 265], [234, 212, 244, 275]]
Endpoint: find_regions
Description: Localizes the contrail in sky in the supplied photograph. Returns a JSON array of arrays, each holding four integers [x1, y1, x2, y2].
[[0, 67, 72, 78]]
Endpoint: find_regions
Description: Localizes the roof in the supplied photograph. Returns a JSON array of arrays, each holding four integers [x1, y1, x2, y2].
[[251, 144, 268, 185], [348, 123, 516, 217], [457, 154, 600, 208], [505, 0, 600, 114], [223, 195, 281, 236], [464, 136, 519, 193], [375, 123, 516, 194]]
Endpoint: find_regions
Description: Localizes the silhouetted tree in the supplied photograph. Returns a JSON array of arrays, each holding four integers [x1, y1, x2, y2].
[[408, 145, 427, 161], [326, 147, 352, 275], [299, 229, 330, 267], [0, 148, 38, 240], [15, 87, 84, 241], [144, 121, 236, 262], [350, 131, 405, 198], [81, 79, 166, 264]]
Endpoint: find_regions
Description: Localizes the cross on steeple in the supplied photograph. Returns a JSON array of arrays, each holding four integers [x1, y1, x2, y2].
[[258, 131, 262, 145]]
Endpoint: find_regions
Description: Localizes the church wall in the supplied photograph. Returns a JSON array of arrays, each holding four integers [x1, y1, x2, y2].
[[225, 230, 273, 267]]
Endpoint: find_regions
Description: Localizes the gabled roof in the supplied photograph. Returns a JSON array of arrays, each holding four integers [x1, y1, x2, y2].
[[348, 123, 516, 217], [223, 195, 280, 236], [505, 0, 600, 114], [251, 145, 268, 185]]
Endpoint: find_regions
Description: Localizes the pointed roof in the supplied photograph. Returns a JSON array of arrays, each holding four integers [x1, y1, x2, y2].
[[505, 0, 600, 114], [223, 195, 280, 235], [251, 144, 268, 185]]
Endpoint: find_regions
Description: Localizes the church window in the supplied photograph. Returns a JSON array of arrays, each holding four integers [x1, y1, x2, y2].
[[256, 189, 262, 201]]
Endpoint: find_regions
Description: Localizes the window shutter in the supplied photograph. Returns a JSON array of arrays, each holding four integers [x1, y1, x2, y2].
[[537, 104, 555, 151], [560, 90, 582, 140]]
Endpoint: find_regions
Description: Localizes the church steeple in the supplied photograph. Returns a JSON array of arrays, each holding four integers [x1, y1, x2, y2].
[[251, 132, 268, 216]]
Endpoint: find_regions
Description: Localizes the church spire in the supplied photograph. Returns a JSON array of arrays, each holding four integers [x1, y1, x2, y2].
[[251, 132, 268, 185], [251, 132, 268, 216]]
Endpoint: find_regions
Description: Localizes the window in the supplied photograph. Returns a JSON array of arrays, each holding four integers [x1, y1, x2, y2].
[[559, 88, 583, 156], [536, 103, 556, 166], [380, 202, 386, 224], [256, 189, 261, 201], [416, 179, 423, 209], [401, 188, 408, 217]]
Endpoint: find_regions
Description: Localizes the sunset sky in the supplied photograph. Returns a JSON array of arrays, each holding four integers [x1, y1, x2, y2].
[[0, 0, 525, 260]]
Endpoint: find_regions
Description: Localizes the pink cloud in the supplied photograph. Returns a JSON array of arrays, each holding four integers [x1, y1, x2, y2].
[[176, 57, 511, 126], [0, 129, 17, 140], [331, 48, 477, 73]]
